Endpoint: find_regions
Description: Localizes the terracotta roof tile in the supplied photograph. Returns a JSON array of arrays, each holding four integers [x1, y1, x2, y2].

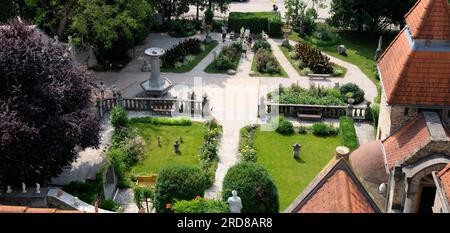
[[296, 165, 376, 213], [405, 0, 450, 40], [0, 205, 86, 213], [437, 164, 450, 202], [378, 0, 450, 106], [383, 114, 432, 169], [378, 29, 450, 106]]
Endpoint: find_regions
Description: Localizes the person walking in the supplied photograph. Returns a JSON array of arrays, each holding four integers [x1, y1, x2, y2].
[[221, 26, 227, 43], [242, 41, 249, 58]]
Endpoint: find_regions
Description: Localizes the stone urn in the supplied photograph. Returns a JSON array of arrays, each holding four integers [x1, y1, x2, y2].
[[282, 27, 292, 48]]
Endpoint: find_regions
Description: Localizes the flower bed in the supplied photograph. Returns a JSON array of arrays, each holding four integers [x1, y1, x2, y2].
[[199, 119, 223, 187], [251, 40, 287, 77], [270, 83, 346, 106], [239, 125, 258, 162], [280, 44, 346, 77], [162, 38, 218, 73], [204, 42, 242, 74]]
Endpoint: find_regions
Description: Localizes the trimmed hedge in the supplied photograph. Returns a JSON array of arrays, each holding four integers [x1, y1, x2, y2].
[[222, 162, 279, 213], [339, 116, 358, 150], [312, 122, 338, 136], [154, 165, 206, 213], [228, 12, 282, 38], [129, 117, 192, 126], [172, 197, 228, 213]]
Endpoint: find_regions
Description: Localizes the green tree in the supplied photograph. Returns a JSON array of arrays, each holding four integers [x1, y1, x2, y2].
[[71, 0, 153, 64], [151, 0, 190, 22], [328, 0, 416, 32]]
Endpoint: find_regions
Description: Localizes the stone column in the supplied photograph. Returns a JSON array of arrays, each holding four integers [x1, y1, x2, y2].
[[335, 146, 350, 160], [149, 53, 163, 88]]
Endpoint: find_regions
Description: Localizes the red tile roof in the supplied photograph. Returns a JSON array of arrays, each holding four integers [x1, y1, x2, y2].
[[383, 114, 432, 169], [0, 205, 86, 213], [377, 29, 450, 106], [405, 0, 450, 40], [437, 164, 450, 202], [289, 159, 378, 213], [297, 169, 375, 213]]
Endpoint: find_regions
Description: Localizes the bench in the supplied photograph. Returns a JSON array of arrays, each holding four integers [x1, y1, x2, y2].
[[307, 74, 331, 80], [151, 101, 175, 115], [297, 108, 323, 121], [136, 175, 158, 187]]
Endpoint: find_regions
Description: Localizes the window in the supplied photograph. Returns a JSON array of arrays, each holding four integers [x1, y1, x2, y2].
[[404, 108, 409, 116]]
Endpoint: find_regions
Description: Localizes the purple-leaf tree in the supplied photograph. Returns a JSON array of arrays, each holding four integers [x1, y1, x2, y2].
[[0, 20, 100, 187]]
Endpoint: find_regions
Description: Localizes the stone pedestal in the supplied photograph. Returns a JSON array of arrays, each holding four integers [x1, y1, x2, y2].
[[140, 48, 173, 97]]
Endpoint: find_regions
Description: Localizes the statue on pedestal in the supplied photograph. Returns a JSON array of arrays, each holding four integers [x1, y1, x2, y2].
[[6, 186, 12, 194], [22, 183, 27, 193], [227, 190, 243, 213]]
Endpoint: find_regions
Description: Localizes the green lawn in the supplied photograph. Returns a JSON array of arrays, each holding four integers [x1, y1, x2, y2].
[[250, 50, 288, 78], [279, 45, 347, 78], [255, 129, 341, 211], [128, 122, 206, 176], [289, 30, 397, 102], [204, 51, 242, 74], [161, 40, 218, 73]]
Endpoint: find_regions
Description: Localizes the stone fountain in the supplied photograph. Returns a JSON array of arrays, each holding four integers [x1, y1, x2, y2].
[[140, 47, 173, 97]]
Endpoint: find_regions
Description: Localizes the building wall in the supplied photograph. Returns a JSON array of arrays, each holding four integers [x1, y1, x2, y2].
[[377, 90, 391, 140], [377, 88, 420, 141]]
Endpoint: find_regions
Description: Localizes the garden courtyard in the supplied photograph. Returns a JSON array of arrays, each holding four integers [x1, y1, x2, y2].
[[1, 0, 406, 214]]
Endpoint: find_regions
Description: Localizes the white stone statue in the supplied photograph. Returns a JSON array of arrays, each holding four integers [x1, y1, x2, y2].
[[240, 27, 245, 38], [227, 190, 243, 213], [244, 29, 250, 39], [22, 183, 26, 193], [35, 183, 41, 194], [6, 185, 12, 194], [73, 197, 80, 206]]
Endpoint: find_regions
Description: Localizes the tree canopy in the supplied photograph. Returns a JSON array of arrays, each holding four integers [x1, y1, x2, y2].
[[328, 0, 416, 32], [0, 21, 100, 186]]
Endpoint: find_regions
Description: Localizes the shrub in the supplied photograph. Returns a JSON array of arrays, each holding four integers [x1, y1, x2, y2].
[[205, 8, 214, 25], [222, 162, 279, 213], [110, 106, 129, 128], [163, 38, 202, 67], [62, 178, 102, 204], [371, 104, 380, 128], [133, 186, 155, 211], [212, 20, 225, 32], [339, 116, 358, 150], [213, 54, 234, 70], [333, 68, 345, 77], [312, 123, 338, 136], [99, 199, 120, 212], [239, 125, 258, 162], [256, 48, 280, 74], [199, 119, 222, 187], [275, 84, 345, 106], [167, 19, 197, 37], [154, 165, 206, 213], [339, 83, 365, 104], [120, 135, 145, 167], [277, 119, 294, 135], [268, 14, 283, 38], [252, 40, 271, 52], [172, 197, 228, 213], [293, 43, 333, 74]]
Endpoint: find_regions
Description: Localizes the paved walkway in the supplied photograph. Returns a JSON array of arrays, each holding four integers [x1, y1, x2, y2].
[[354, 122, 375, 146], [114, 189, 140, 213]]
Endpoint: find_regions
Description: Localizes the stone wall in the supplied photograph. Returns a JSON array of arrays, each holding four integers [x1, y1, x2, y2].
[[377, 91, 392, 140], [377, 88, 420, 141]]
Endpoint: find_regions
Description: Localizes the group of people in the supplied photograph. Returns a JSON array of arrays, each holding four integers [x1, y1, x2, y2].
[[240, 27, 252, 58]]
